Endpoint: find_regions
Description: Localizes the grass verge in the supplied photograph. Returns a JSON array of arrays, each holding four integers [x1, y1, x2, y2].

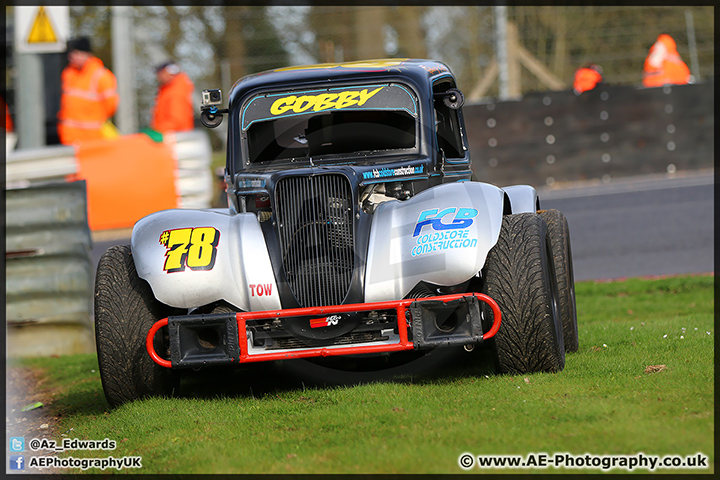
[[7, 275, 714, 474]]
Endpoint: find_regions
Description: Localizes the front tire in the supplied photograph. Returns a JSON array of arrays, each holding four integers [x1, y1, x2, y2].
[[481, 213, 565, 374], [95, 245, 179, 407], [539, 209, 579, 352]]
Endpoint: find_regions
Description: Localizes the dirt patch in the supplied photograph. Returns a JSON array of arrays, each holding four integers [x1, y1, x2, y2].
[[6, 364, 64, 473], [6, 365, 62, 436]]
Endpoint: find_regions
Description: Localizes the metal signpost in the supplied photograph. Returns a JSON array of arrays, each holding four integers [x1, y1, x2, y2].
[[14, 6, 69, 149]]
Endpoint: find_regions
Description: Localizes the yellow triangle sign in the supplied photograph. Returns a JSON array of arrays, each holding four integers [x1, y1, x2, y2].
[[27, 6, 58, 44]]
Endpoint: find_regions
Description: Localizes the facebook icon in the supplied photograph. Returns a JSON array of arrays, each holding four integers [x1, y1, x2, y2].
[[10, 455, 25, 470]]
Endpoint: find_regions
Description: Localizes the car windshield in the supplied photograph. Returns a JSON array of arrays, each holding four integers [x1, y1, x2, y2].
[[241, 83, 418, 164]]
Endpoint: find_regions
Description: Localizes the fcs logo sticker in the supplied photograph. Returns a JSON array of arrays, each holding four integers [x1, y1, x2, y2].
[[309, 315, 342, 329], [413, 208, 479, 237], [160, 227, 220, 273]]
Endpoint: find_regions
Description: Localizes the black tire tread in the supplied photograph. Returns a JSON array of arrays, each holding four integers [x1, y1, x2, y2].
[[539, 209, 579, 352], [94, 245, 176, 406], [482, 213, 565, 373]]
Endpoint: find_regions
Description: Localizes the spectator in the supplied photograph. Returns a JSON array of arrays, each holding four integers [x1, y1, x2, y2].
[[57, 37, 119, 144], [573, 64, 603, 94], [642, 34, 691, 88], [150, 61, 195, 134]]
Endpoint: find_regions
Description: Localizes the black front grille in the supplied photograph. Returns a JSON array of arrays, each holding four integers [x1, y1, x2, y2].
[[275, 174, 354, 307]]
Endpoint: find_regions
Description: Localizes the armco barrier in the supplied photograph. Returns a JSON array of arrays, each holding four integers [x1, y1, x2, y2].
[[464, 80, 714, 187], [6, 180, 95, 357], [5, 144, 77, 186]]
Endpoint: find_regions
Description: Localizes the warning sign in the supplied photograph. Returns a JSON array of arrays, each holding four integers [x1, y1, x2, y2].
[[15, 6, 69, 53], [27, 7, 58, 44]]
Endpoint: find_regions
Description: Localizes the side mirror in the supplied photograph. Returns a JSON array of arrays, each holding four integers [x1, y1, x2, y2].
[[200, 89, 228, 128]]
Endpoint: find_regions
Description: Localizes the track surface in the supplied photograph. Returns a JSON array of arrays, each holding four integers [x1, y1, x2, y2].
[[538, 171, 714, 281]]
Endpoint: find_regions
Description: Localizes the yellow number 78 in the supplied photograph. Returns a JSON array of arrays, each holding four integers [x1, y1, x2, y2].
[[162, 227, 220, 273]]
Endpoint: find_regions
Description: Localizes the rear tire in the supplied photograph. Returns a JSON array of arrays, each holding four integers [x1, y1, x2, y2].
[[95, 245, 180, 407], [539, 209, 579, 352], [481, 213, 565, 374]]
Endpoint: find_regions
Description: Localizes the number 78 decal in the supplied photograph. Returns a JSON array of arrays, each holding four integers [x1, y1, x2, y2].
[[159, 227, 220, 273]]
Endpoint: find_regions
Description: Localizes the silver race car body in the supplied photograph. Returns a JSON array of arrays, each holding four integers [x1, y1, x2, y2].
[[94, 59, 573, 407]]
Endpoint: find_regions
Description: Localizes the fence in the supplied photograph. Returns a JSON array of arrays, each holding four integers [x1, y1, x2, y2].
[[7, 5, 707, 139]]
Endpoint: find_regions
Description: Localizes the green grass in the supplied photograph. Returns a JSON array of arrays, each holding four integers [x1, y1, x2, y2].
[[211, 150, 225, 172], [10, 275, 714, 474]]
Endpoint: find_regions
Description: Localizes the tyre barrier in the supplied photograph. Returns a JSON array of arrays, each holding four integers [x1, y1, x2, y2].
[[171, 130, 214, 209], [5, 129, 214, 213], [464, 80, 714, 187], [6, 180, 95, 357]]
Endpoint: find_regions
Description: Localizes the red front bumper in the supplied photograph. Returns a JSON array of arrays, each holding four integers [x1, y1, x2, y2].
[[147, 292, 501, 369]]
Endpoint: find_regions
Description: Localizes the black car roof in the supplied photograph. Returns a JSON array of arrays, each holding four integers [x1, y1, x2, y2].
[[227, 58, 456, 110]]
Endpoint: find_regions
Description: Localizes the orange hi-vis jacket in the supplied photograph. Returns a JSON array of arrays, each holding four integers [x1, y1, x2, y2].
[[643, 34, 691, 88], [58, 56, 119, 144], [4, 99, 12, 132], [573, 67, 602, 94], [150, 72, 195, 133]]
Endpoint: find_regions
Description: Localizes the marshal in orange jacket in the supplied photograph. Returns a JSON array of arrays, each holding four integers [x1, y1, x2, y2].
[[573, 65, 602, 94], [150, 71, 195, 133], [643, 34, 691, 88], [58, 56, 119, 144]]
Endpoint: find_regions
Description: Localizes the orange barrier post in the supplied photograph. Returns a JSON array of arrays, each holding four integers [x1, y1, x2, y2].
[[71, 134, 180, 231]]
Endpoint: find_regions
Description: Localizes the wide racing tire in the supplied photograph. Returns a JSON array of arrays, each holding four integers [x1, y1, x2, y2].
[[95, 244, 179, 407], [539, 209, 579, 352], [481, 213, 565, 374]]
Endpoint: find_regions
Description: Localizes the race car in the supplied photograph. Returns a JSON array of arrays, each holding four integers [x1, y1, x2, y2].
[[94, 59, 577, 406]]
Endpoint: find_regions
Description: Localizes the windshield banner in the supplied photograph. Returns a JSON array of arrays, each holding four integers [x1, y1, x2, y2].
[[241, 84, 417, 130]]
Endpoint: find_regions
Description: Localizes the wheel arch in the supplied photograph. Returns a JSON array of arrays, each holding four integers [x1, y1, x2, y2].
[[131, 208, 280, 312], [501, 184, 540, 214], [365, 181, 505, 302]]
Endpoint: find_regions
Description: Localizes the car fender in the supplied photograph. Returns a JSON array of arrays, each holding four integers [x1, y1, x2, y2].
[[364, 181, 505, 302], [131, 209, 280, 311], [502, 184, 539, 213]]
